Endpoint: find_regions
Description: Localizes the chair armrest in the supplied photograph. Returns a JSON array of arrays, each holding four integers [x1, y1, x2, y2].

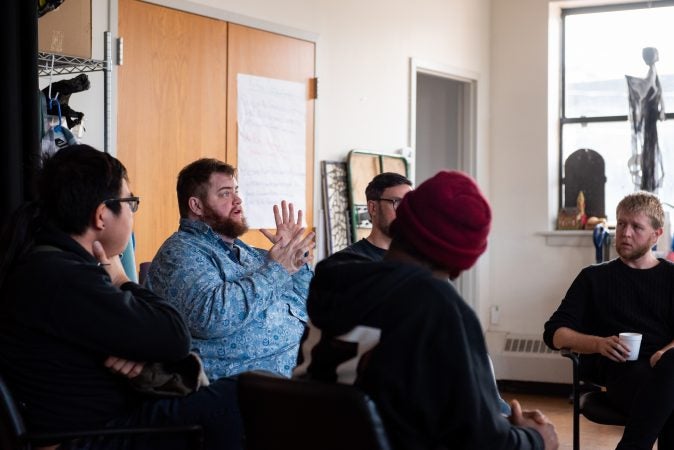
[[560, 348, 580, 385], [560, 348, 579, 365]]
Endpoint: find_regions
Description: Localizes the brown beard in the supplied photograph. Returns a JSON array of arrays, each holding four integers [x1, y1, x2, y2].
[[380, 221, 391, 238], [378, 215, 394, 238], [202, 205, 249, 239], [617, 242, 652, 261]]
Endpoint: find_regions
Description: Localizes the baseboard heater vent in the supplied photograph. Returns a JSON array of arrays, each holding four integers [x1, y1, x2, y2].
[[486, 332, 571, 384], [504, 336, 556, 355]]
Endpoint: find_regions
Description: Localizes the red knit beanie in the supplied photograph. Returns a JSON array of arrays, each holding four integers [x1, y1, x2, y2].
[[390, 171, 491, 277]]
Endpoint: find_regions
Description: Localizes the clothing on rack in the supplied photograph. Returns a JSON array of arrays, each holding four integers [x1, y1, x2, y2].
[[38, 0, 66, 18], [40, 92, 78, 158], [42, 73, 90, 129]]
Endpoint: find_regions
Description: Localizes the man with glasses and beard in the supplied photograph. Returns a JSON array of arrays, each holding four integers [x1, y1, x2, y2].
[[329, 172, 412, 263], [147, 158, 315, 381], [545, 191, 674, 450]]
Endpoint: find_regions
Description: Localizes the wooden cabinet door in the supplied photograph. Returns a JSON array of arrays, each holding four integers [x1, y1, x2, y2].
[[117, 0, 228, 266], [226, 23, 315, 249]]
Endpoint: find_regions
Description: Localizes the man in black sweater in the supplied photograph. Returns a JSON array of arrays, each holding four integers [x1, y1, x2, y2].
[[544, 191, 674, 450], [295, 171, 558, 450], [0, 145, 242, 450]]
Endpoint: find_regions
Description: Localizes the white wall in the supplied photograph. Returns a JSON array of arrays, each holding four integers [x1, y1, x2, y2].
[[488, 0, 618, 337], [180, 0, 491, 161]]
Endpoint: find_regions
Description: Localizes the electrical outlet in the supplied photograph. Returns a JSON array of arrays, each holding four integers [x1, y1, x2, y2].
[[490, 305, 500, 325]]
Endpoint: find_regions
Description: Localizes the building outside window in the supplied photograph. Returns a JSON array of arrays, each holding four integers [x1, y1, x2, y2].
[[561, 1, 674, 222]]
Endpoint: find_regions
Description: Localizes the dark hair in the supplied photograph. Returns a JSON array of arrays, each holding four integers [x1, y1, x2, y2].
[[0, 145, 127, 288], [177, 158, 236, 218], [365, 172, 412, 201], [39, 145, 128, 235]]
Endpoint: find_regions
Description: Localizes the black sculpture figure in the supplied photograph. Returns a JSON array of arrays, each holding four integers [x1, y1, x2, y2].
[[626, 47, 666, 192]]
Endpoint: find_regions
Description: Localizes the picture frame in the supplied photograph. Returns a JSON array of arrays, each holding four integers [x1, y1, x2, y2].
[[321, 161, 351, 254]]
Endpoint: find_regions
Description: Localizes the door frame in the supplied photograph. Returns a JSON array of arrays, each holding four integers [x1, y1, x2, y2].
[[408, 57, 480, 307], [135, 0, 318, 42], [408, 57, 478, 181]]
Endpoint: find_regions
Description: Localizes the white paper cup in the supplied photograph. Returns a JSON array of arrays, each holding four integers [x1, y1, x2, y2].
[[619, 332, 643, 361]]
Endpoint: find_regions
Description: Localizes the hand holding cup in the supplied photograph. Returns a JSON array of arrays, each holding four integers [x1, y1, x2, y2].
[[619, 332, 642, 361]]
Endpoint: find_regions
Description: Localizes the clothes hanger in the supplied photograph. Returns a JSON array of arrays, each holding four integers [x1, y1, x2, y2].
[[46, 54, 64, 133]]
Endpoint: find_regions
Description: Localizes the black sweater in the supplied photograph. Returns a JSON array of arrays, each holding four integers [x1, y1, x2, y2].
[[0, 225, 191, 432], [331, 238, 387, 262], [544, 258, 674, 358], [295, 259, 543, 450]]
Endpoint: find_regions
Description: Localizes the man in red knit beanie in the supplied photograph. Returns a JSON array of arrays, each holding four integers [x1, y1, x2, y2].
[[390, 170, 491, 279], [295, 171, 558, 450]]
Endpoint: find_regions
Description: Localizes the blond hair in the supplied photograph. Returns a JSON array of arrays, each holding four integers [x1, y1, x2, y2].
[[616, 191, 664, 229]]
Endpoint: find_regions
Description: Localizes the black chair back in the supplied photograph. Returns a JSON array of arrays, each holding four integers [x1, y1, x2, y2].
[[139, 261, 152, 285], [238, 371, 391, 450]]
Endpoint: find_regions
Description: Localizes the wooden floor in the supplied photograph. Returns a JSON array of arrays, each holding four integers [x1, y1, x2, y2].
[[501, 392, 630, 450]]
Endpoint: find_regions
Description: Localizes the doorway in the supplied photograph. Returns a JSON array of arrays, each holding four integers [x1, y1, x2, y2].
[[409, 59, 478, 304], [416, 73, 464, 180], [413, 71, 475, 182]]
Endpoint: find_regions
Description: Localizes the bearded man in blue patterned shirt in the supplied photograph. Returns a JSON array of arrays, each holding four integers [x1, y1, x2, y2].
[[147, 158, 315, 380]]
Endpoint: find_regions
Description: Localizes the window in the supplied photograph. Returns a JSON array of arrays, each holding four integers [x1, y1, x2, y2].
[[561, 2, 674, 222]]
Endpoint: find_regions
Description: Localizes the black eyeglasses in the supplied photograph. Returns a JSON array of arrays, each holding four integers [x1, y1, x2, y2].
[[104, 196, 140, 213], [377, 198, 402, 210]]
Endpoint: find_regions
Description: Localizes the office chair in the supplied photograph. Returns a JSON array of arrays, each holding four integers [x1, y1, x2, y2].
[[138, 261, 152, 286], [561, 349, 628, 450], [237, 371, 392, 450], [0, 374, 204, 450]]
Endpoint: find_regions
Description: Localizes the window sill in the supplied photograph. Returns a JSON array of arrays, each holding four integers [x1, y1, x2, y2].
[[537, 230, 613, 247]]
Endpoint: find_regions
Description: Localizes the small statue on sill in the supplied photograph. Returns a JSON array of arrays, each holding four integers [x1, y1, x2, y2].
[[557, 191, 587, 230]]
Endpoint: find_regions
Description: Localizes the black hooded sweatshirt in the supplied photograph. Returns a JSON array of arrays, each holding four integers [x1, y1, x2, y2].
[[0, 224, 191, 433], [294, 259, 543, 450]]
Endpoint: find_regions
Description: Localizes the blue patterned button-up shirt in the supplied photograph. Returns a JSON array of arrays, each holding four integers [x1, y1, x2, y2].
[[146, 219, 311, 380]]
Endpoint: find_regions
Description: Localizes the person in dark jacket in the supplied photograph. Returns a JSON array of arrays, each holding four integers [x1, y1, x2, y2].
[[544, 191, 674, 450], [294, 171, 558, 450], [0, 145, 242, 450]]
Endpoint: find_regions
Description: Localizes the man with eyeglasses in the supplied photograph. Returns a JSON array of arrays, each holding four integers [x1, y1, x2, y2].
[[331, 172, 412, 262], [105, 196, 140, 213], [0, 145, 243, 450], [146, 158, 315, 381]]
